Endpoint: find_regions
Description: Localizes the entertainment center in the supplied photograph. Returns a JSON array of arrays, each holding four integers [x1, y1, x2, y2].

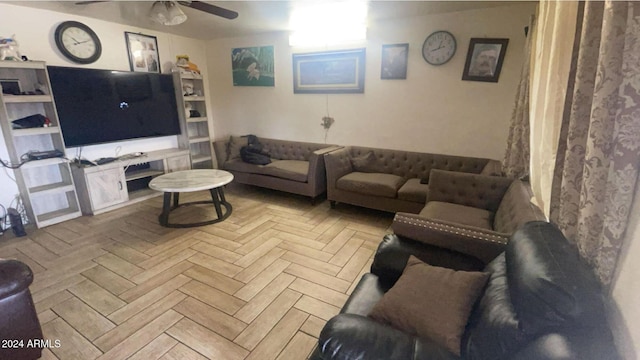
[[0, 60, 211, 227]]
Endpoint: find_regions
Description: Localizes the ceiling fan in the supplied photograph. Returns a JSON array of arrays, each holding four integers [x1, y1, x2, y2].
[[75, 1, 238, 25]]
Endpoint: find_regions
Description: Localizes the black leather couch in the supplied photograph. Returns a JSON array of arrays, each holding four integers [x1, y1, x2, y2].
[[311, 222, 619, 360], [0, 259, 43, 360]]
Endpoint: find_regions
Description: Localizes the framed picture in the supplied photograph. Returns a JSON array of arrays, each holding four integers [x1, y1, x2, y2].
[[231, 46, 275, 86], [381, 43, 408, 80], [293, 48, 365, 94], [125, 32, 160, 73], [462, 38, 509, 82], [0, 79, 21, 95]]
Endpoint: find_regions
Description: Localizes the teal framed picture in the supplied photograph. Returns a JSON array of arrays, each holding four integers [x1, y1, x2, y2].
[[231, 46, 275, 87]]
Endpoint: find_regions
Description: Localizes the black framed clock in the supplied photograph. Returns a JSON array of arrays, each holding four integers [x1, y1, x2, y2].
[[54, 21, 102, 64], [422, 30, 456, 65]]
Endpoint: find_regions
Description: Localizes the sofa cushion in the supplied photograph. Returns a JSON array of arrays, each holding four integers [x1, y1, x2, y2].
[[337, 172, 405, 198], [350, 151, 376, 172], [227, 135, 247, 161], [223, 158, 266, 174], [493, 180, 544, 234], [397, 178, 429, 203], [369, 256, 490, 356], [420, 202, 494, 230], [262, 160, 309, 183]]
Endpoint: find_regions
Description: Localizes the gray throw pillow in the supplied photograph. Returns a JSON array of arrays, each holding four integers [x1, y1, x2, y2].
[[227, 135, 247, 161], [350, 151, 376, 172]]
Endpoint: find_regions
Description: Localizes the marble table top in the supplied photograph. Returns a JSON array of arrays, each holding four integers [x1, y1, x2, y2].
[[149, 169, 234, 193]]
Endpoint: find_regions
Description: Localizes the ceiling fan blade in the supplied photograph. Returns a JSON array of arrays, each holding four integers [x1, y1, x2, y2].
[[181, 1, 238, 20], [75, 1, 108, 4]]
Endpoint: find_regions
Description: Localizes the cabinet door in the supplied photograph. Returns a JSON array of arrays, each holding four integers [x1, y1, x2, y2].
[[86, 168, 128, 211], [166, 155, 191, 173]]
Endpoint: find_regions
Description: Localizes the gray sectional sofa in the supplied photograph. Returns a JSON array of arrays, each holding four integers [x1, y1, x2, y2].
[[213, 136, 339, 202], [324, 146, 503, 213]]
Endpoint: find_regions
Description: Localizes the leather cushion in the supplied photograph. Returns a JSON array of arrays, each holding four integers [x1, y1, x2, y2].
[[262, 160, 309, 182], [340, 273, 386, 316], [227, 135, 248, 161], [369, 256, 489, 355], [420, 202, 494, 230], [0, 259, 34, 299], [337, 172, 405, 198], [462, 253, 527, 360], [350, 151, 376, 172], [506, 222, 606, 335], [397, 178, 429, 203]]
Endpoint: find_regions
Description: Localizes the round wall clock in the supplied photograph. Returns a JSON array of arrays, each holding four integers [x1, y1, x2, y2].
[[422, 31, 456, 65], [54, 21, 102, 64]]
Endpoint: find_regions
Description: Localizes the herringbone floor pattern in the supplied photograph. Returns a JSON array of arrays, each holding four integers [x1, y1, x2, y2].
[[0, 184, 394, 360]]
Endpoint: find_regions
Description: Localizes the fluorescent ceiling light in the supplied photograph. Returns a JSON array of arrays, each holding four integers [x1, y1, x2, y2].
[[289, 1, 368, 46]]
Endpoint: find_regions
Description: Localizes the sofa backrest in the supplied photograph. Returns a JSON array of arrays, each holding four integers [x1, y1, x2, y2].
[[493, 180, 545, 234], [348, 146, 492, 181], [251, 138, 328, 161], [462, 222, 618, 360]]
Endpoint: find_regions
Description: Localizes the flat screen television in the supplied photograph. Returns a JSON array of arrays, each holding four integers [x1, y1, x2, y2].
[[47, 66, 181, 147]]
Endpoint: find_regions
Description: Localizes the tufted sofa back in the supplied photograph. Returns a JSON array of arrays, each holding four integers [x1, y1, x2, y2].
[[493, 181, 546, 234], [348, 146, 493, 181], [259, 138, 329, 161]]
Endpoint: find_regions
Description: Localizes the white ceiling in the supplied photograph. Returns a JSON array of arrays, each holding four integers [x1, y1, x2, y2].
[[7, 1, 527, 40]]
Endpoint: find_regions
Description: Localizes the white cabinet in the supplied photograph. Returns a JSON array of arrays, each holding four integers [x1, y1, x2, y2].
[[72, 148, 190, 215], [173, 72, 215, 169], [0, 61, 81, 227]]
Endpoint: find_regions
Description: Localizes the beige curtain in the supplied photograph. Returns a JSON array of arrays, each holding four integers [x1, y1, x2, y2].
[[502, 15, 535, 179], [549, 1, 640, 286], [529, 1, 579, 215]]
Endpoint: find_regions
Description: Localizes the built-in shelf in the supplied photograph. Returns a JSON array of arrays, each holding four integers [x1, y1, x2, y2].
[[183, 96, 205, 102], [37, 206, 80, 224], [191, 154, 212, 164], [189, 136, 210, 144], [29, 183, 74, 196], [125, 169, 164, 181], [186, 117, 208, 123], [12, 126, 59, 136], [3, 94, 52, 103], [21, 157, 66, 169]]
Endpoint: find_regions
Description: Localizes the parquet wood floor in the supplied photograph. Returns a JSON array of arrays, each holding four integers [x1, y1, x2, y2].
[[0, 184, 394, 360]]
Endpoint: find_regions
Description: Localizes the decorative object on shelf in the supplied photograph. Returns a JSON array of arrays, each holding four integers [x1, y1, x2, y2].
[[0, 36, 22, 61], [381, 43, 409, 79], [182, 79, 194, 96], [125, 32, 160, 73], [175, 54, 200, 74], [293, 48, 366, 94], [422, 30, 456, 66], [54, 21, 102, 64], [231, 46, 275, 87], [0, 79, 20, 95], [462, 38, 509, 83]]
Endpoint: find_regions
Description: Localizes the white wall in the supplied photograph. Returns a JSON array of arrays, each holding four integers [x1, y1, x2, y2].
[[0, 3, 211, 209], [205, 3, 536, 159]]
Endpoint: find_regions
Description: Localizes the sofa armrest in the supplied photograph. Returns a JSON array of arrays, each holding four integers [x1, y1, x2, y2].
[[0, 259, 33, 299], [212, 140, 229, 169], [371, 234, 486, 287], [306, 146, 341, 197], [317, 314, 459, 360], [427, 169, 514, 212], [392, 213, 508, 264], [480, 159, 503, 176], [324, 147, 353, 196]]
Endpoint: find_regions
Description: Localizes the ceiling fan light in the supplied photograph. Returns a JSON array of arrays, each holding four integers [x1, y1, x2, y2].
[[164, 1, 187, 26], [149, 1, 169, 24]]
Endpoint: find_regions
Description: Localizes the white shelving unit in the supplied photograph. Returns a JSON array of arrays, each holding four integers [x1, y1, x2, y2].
[[0, 61, 81, 228], [173, 71, 215, 169]]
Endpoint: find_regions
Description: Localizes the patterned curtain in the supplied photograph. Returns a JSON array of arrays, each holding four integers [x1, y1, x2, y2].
[[549, 1, 640, 286], [502, 15, 535, 179]]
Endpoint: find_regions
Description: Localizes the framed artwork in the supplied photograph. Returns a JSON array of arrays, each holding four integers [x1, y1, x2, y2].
[[231, 46, 275, 86], [125, 32, 160, 73], [462, 38, 509, 82], [381, 43, 408, 80], [292, 48, 365, 94]]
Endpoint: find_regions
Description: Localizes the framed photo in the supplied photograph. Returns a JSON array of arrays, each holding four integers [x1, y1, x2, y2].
[[0, 79, 21, 95], [293, 48, 365, 94], [125, 32, 160, 73], [381, 43, 408, 80], [462, 38, 509, 82], [231, 46, 275, 86]]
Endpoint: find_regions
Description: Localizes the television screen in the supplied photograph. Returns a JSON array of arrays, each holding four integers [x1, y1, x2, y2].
[[48, 66, 181, 147]]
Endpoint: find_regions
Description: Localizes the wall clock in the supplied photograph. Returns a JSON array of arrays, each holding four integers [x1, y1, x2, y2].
[[422, 31, 456, 65], [54, 21, 102, 64]]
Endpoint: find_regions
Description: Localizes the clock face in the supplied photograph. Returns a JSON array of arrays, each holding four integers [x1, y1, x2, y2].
[[55, 21, 102, 64], [422, 31, 456, 65]]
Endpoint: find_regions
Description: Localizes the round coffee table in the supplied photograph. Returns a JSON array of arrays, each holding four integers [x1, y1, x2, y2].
[[149, 169, 234, 228]]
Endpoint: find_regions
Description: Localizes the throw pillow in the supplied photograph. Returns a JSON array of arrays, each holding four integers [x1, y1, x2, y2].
[[227, 135, 247, 161], [350, 151, 376, 172], [368, 256, 490, 356]]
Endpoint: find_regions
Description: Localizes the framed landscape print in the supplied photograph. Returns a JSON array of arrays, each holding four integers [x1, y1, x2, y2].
[[292, 48, 365, 94], [231, 46, 275, 86], [462, 38, 509, 82], [125, 32, 160, 73]]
